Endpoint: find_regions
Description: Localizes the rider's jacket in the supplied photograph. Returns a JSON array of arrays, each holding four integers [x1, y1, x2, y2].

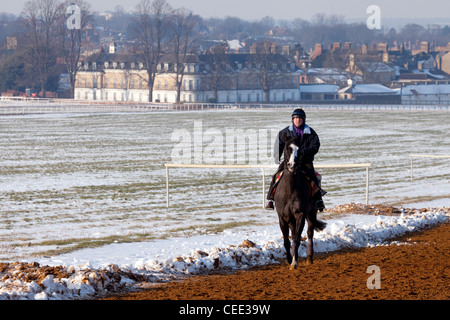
[[274, 123, 320, 165]]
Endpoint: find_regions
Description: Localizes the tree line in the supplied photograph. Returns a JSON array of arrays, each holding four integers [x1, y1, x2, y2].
[[0, 0, 449, 98]]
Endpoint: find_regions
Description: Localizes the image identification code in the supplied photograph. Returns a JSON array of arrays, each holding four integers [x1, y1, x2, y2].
[[179, 303, 271, 317]]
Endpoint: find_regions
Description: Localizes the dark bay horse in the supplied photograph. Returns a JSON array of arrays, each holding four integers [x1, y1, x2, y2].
[[274, 136, 327, 270]]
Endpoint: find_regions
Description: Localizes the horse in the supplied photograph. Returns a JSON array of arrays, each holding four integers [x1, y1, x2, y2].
[[273, 136, 327, 270]]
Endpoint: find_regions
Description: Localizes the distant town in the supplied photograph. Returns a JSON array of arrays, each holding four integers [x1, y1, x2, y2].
[[1, 0, 450, 105]]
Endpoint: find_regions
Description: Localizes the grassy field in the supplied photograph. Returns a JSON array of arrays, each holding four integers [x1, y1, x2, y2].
[[0, 108, 449, 261]]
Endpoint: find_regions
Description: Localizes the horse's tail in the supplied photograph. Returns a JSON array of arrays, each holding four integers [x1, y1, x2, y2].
[[308, 211, 327, 231], [313, 219, 327, 232]]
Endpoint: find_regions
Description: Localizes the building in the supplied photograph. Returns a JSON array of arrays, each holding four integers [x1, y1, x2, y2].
[[74, 53, 303, 103], [439, 51, 450, 76], [299, 84, 339, 101], [304, 68, 362, 85], [298, 80, 400, 104], [401, 84, 450, 105], [351, 61, 396, 85], [338, 79, 401, 104]]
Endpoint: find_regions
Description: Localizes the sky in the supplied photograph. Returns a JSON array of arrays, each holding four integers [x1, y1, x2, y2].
[[3, 0, 450, 23]]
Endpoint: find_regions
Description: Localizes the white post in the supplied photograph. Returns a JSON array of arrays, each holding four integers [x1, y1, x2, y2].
[[163, 163, 372, 208], [366, 166, 370, 205], [410, 156, 413, 180], [166, 166, 169, 208], [261, 168, 265, 209], [409, 154, 450, 181]]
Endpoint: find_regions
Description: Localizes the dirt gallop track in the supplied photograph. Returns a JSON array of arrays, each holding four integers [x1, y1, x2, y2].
[[105, 222, 450, 300]]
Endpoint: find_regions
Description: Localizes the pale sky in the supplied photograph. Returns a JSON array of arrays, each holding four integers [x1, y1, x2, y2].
[[3, 0, 450, 22]]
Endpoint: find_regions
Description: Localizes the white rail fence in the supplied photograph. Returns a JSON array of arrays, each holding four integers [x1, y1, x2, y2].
[[409, 154, 450, 180], [164, 163, 371, 208], [1, 97, 449, 115]]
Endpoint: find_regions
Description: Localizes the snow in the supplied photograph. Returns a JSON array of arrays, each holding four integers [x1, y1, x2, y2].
[[299, 84, 339, 93], [0, 204, 448, 300], [227, 40, 243, 50], [411, 69, 446, 80], [402, 83, 450, 95], [339, 84, 399, 94], [34, 205, 449, 270]]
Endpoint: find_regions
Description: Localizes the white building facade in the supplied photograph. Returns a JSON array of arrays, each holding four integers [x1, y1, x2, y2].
[[75, 53, 302, 104]]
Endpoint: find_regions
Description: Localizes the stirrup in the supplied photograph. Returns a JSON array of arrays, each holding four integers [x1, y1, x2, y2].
[[316, 200, 325, 212]]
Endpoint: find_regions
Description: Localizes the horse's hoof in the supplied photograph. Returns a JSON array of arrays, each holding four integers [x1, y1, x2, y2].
[[289, 264, 297, 270], [305, 257, 313, 266]]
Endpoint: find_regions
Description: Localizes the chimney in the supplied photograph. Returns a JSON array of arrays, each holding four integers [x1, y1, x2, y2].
[[347, 78, 355, 88]]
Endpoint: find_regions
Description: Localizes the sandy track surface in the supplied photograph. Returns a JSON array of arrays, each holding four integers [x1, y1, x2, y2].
[[104, 222, 449, 300]]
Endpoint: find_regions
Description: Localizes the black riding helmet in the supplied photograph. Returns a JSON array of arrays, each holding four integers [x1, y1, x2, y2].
[[292, 108, 306, 119]]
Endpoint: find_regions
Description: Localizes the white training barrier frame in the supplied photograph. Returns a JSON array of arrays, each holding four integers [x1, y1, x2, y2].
[[409, 154, 450, 180], [164, 163, 371, 208]]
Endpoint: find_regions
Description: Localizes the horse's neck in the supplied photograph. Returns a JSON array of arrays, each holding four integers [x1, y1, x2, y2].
[[282, 170, 297, 189], [283, 169, 305, 190]]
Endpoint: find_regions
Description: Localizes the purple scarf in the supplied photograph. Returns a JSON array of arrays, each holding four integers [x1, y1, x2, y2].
[[293, 125, 304, 139]]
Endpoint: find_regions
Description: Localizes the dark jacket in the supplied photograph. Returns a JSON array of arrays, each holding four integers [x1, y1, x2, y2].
[[274, 123, 320, 164]]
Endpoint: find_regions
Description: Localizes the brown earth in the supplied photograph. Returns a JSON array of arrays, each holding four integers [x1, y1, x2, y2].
[[104, 221, 450, 301]]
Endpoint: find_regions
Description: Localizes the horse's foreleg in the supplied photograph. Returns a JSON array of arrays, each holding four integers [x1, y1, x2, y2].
[[290, 215, 305, 270], [306, 222, 315, 266], [279, 220, 292, 264]]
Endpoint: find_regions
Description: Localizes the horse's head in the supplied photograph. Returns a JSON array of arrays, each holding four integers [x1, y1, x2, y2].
[[283, 136, 301, 173]]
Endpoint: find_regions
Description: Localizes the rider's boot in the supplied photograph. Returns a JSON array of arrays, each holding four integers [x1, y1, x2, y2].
[[315, 193, 325, 212], [316, 199, 325, 212], [265, 200, 275, 210]]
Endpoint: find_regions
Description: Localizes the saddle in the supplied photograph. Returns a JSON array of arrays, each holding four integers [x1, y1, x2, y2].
[[270, 170, 322, 199]]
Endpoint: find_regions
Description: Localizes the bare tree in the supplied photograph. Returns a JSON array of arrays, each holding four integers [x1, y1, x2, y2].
[[57, 0, 91, 98], [134, 0, 172, 102], [169, 8, 199, 103], [21, 0, 61, 97], [202, 42, 230, 102], [252, 42, 288, 102]]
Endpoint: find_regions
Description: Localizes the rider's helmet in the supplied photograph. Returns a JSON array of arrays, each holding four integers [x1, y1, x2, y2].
[[292, 108, 306, 119]]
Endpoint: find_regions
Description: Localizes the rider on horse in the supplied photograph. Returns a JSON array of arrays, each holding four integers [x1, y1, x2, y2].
[[266, 108, 326, 211]]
